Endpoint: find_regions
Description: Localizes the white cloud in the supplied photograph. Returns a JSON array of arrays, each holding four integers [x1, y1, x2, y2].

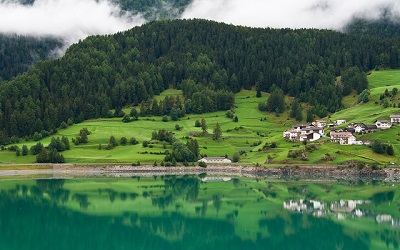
[[0, 0, 144, 46], [1, 0, 400, 53], [182, 0, 400, 30]]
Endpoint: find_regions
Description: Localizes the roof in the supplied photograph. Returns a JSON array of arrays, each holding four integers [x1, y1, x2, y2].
[[349, 123, 367, 128], [301, 127, 323, 131], [284, 129, 300, 133], [376, 120, 390, 123], [201, 157, 229, 160], [390, 114, 400, 118], [330, 131, 353, 137], [355, 123, 367, 128]]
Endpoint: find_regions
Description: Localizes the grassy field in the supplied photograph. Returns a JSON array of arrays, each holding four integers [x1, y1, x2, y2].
[[2, 70, 400, 165]]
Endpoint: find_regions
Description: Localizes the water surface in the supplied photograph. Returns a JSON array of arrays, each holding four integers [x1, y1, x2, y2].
[[0, 175, 399, 250]]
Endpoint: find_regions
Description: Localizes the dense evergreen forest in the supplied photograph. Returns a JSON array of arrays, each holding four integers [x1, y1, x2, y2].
[[1, 0, 400, 82], [345, 16, 400, 39], [0, 0, 190, 81], [1, 19, 400, 144], [116, 0, 191, 19], [0, 35, 62, 81]]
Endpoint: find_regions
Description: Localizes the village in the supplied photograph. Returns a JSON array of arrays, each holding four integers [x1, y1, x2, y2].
[[283, 114, 400, 145]]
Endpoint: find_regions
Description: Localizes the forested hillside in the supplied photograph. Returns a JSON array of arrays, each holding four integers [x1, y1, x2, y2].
[[1, 19, 400, 144], [0, 35, 62, 81], [2, 0, 400, 82], [345, 16, 400, 38], [117, 0, 191, 18], [0, 0, 191, 81]]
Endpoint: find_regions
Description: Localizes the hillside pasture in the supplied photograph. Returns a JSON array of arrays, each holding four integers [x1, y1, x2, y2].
[[2, 71, 400, 165]]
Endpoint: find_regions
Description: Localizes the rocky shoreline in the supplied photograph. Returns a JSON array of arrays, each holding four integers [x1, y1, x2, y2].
[[0, 164, 399, 181]]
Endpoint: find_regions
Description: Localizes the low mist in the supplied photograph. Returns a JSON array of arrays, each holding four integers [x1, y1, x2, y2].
[[182, 0, 400, 30], [0, 0, 144, 47], [1, 0, 400, 55]]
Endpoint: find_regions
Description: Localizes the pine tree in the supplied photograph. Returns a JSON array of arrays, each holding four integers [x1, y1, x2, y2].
[[306, 109, 314, 123], [21, 145, 28, 156], [201, 118, 207, 134], [213, 122, 222, 140]]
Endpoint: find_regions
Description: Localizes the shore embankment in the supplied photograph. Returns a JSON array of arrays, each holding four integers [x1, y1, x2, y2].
[[0, 164, 399, 181]]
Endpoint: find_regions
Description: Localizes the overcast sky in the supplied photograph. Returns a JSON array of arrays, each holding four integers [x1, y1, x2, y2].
[[182, 0, 400, 29], [0, 0, 400, 48]]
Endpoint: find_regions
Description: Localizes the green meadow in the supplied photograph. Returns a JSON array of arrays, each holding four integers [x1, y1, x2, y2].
[[2, 70, 400, 166]]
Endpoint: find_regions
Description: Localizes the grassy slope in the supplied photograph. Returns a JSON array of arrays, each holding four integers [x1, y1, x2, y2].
[[2, 70, 400, 165]]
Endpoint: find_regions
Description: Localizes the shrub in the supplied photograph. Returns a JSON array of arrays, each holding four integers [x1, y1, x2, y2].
[[232, 152, 240, 163], [60, 121, 68, 129], [175, 124, 182, 130], [8, 145, 19, 151], [33, 132, 42, 141], [21, 145, 28, 156], [226, 110, 234, 119], [130, 137, 139, 145], [36, 149, 65, 163], [122, 115, 131, 123]]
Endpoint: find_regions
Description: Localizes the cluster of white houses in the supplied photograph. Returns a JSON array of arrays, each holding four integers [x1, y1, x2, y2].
[[283, 114, 400, 145], [283, 123, 325, 143]]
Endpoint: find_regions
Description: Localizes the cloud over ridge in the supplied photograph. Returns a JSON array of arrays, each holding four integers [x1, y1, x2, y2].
[[182, 0, 400, 30], [1, 0, 400, 49], [0, 0, 144, 45]]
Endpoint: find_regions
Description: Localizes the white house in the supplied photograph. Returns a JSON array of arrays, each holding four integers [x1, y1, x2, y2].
[[348, 136, 363, 145], [284, 124, 323, 142], [390, 114, 400, 124], [312, 120, 326, 128], [283, 129, 300, 141], [348, 123, 368, 133], [301, 127, 324, 136], [375, 120, 392, 130], [198, 157, 232, 164], [299, 132, 321, 142], [335, 120, 347, 126], [330, 131, 361, 145], [292, 124, 311, 131]]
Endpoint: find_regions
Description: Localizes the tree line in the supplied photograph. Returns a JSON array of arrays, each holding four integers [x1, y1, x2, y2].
[[1, 19, 400, 144]]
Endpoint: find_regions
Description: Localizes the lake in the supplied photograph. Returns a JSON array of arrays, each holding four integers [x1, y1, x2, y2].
[[0, 174, 399, 250]]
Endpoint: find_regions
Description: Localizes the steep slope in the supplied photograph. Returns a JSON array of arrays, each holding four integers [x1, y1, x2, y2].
[[0, 19, 400, 144]]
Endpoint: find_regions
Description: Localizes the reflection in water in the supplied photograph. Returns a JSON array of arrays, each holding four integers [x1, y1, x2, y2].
[[283, 194, 400, 230], [0, 176, 399, 249]]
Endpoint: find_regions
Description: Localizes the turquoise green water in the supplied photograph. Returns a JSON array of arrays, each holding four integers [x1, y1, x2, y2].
[[0, 176, 399, 250]]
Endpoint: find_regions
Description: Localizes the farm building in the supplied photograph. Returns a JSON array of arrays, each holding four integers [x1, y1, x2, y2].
[[390, 114, 400, 124], [375, 120, 392, 130], [198, 157, 232, 164]]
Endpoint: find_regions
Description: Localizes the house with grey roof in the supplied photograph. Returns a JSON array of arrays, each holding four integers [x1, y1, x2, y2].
[[390, 114, 400, 124], [375, 120, 392, 130]]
